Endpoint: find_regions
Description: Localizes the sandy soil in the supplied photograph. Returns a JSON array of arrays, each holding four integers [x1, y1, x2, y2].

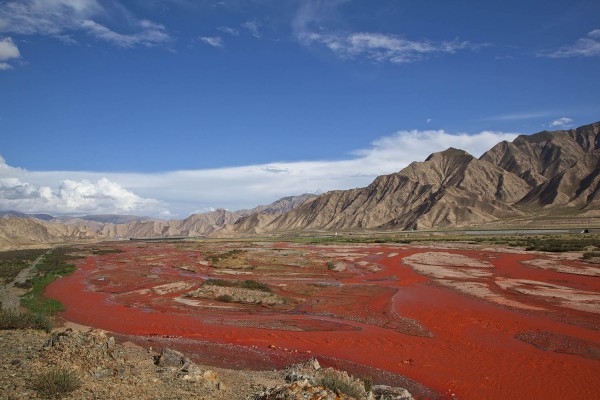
[[43, 241, 600, 400]]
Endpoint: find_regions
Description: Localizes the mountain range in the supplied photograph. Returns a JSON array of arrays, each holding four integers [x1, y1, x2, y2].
[[1, 121, 599, 249]]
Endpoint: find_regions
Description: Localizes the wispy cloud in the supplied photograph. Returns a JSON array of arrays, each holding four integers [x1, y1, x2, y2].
[[0, 0, 170, 48], [293, 1, 480, 64], [540, 29, 600, 58], [300, 31, 476, 64], [0, 37, 20, 70], [241, 19, 261, 39], [218, 26, 239, 36], [549, 117, 573, 128], [0, 129, 519, 217], [199, 36, 223, 47], [483, 111, 556, 121]]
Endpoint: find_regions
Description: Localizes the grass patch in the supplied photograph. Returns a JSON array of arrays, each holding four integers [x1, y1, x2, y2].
[[0, 248, 46, 284], [206, 249, 245, 263], [20, 247, 81, 315], [32, 367, 81, 398], [0, 305, 54, 332], [204, 278, 272, 292]]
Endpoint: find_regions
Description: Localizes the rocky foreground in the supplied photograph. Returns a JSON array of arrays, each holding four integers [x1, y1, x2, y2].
[[0, 328, 415, 400]]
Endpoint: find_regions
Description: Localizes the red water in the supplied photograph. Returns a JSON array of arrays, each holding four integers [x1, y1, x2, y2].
[[46, 243, 600, 400]]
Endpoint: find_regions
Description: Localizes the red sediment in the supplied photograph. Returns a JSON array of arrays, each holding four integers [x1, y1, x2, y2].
[[46, 243, 600, 400]]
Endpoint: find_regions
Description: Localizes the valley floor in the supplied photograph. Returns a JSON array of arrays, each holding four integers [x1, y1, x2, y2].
[[6, 239, 600, 399]]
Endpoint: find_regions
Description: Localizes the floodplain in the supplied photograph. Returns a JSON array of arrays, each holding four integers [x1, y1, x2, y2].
[[45, 239, 600, 399]]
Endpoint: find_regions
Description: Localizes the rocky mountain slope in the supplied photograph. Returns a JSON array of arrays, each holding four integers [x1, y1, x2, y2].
[[0, 217, 98, 249], [223, 121, 600, 233], [481, 121, 600, 210]]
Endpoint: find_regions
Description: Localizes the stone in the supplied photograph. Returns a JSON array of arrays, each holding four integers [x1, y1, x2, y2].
[[157, 347, 185, 367], [371, 384, 414, 400]]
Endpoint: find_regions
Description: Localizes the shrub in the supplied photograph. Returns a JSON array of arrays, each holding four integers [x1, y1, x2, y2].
[[317, 369, 366, 398], [0, 307, 54, 332], [241, 280, 271, 292], [326, 261, 335, 270], [583, 251, 600, 260], [33, 367, 81, 398], [216, 294, 233, 303]]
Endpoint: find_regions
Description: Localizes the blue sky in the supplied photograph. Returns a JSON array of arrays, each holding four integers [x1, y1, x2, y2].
[[0, 0, 599, 217]]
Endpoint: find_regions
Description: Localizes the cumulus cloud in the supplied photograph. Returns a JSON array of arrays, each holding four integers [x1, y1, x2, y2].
[[549, 117, 573, 128], [0, 36, 20, 70], [199, 36, 223, 47], [0, 0, 170, 47], [0, 129, 518, 218], [540, 29, 600, 58], [0, 154, 167, 216], [293, 1, 478, 64]]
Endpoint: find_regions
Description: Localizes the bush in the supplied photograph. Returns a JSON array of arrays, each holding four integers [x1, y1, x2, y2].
[[326, 261, 335, 270], [33, 367, 81, 398], [583, 251, 600, 260], [317, 369, 366, 398], [241, 280, 271, 292], [0, 307, 54, 332], [216, 294, 233, 303]]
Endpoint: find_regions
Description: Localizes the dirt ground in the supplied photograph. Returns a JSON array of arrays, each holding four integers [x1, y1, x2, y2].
[[42, 241, 600, 400]]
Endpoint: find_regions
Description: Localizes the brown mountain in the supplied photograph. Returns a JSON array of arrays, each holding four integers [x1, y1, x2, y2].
[[481, 121, 600, 210], [0, 217, 98, 249], [229, 148, 530, 232], [224, 121, 600, 233]]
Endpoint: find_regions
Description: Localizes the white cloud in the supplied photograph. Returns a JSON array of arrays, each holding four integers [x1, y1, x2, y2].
[[301, 31, 475, 64], [241, 20, 261, 38], [0, 175, 167, 216], [0, 129, 518, 218], [293, 1, 478, 64], [199, 36, 223, 47], [0, 0, 170, 47], [218, 26, 238, 36], [483, 111, 556, 121], [549, 117, 573, 127], [0, 37, 20, 70], [541, 29, 600, 58]]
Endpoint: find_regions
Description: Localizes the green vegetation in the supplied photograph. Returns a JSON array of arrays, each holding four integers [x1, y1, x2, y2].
[[206, 249, 245, 263], [583, 251, 600, 259], [326, 261, 336, 270], [90, 248, 124, 255], [0, 248, 46, 284], [362, 377, 373, 393], [290, 233, 600, 253], [216, 294, 233, 303], [20, 247, 81, 315], [33, 367, 81, 398], [0, 304, 54, 332], [204, 278, 272, 292]]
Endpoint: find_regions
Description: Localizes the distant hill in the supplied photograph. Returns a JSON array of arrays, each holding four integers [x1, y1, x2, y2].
[[0, 211, 55, 221], [0, 193, 317, 248]]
